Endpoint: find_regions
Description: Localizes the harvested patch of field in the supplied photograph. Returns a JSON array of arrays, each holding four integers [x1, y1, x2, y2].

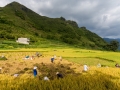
[[0, 52, 83, 76]]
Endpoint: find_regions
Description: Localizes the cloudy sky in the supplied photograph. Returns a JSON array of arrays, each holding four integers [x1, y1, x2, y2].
[[0, 0, 120, 38]]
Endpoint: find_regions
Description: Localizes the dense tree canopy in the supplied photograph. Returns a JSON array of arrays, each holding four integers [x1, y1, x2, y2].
[[105, 40, 119, 51]]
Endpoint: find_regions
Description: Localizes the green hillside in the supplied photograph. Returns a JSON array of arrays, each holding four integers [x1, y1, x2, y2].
[[0, 1, 107, 49]]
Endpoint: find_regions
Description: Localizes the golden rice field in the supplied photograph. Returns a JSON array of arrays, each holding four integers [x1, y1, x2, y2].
[[0, 48, 120, 90]]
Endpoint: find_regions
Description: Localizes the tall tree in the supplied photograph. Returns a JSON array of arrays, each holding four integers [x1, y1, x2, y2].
[[109, 40, 119, 51]]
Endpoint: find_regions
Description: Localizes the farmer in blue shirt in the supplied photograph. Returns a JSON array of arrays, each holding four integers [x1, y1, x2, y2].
[[51, 57, 54, 63], [33, 66, 37, 77]]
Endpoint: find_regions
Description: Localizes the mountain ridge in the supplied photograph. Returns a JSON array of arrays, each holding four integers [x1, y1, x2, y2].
[[103, 38, 120, 42], [0, 1, 107, 50]]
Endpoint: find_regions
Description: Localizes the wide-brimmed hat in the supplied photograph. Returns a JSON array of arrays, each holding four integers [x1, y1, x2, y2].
[[56, 72, 59, 74], [33, 66, 37, 69]]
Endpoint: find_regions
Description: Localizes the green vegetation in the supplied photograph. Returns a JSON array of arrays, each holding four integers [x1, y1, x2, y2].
[[0, 1, 108, 50], [105, 40, 119, 51]]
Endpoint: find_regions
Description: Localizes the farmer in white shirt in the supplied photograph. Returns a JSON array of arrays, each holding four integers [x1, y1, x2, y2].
[[44, 76, 49, 81], [83, 64, 89, 71]]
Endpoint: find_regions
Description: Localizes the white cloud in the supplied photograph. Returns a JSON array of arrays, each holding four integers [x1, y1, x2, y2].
[[0, 0, 120, 38]]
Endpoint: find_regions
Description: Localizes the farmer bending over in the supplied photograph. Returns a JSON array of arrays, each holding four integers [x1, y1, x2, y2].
[[56, 72, 63, 79]]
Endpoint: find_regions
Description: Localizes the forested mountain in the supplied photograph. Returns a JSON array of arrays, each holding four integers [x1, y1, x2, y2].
[[0, 1, 107, 49]]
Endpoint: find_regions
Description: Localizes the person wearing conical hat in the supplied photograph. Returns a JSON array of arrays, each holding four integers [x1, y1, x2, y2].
[[56, 72, 63, 79], [44, 76, 49, 81], [33, 66, 37, 77], [51, 57, 54, 63], [83, 64, 89, 72]]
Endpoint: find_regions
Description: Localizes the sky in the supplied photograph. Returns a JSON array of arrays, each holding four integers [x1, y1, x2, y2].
[[0, 0, 120, 39]]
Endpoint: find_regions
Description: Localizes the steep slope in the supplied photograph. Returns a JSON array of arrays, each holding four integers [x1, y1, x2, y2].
[[0, 1, 107, 49]]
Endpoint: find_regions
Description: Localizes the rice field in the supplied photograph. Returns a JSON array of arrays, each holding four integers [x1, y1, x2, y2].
[[0, 48, 120, 90]]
